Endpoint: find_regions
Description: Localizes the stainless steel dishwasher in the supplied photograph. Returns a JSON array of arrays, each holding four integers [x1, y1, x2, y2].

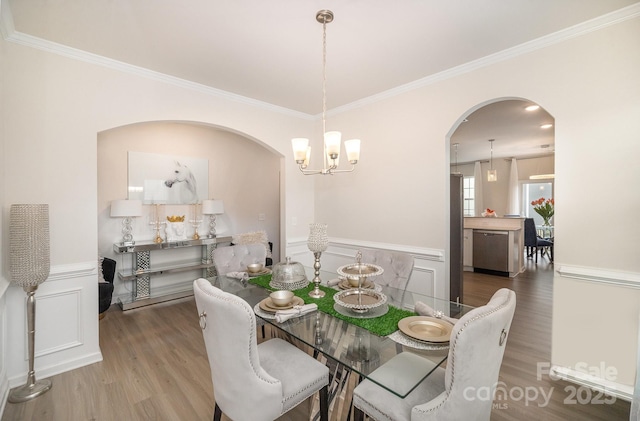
[[473, 230, 509, 274]]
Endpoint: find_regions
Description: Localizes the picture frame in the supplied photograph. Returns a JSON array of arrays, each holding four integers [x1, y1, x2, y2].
[[128, 151, 209, 204]]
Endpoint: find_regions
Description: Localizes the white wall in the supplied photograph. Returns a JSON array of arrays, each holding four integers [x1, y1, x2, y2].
[[0, 33, 316, 391], [1, 4, 639, 405], [313, 16, 640, 394]]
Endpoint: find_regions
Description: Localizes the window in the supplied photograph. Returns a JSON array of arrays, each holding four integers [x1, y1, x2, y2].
[[522, 182, 553, 225], [463, 176, 475, 216]]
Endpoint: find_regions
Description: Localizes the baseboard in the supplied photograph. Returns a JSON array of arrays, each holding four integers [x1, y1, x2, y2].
[[8, 351, 103, 388], [551, 365, 634, 402], [0, 372, 9, 419]]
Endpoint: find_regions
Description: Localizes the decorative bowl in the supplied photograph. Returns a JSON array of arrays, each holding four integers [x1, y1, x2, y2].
[[270, 290, 295, 307], [347, 277, 361, 287], [247, 263, 264, 273]]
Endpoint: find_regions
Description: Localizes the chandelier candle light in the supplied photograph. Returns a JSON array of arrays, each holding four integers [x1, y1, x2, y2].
[[291, 10, 361, 175], [308, 223, 329, 298]]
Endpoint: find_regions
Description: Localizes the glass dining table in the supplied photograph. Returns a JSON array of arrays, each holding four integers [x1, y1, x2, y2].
[[210, 269, 475, 401]]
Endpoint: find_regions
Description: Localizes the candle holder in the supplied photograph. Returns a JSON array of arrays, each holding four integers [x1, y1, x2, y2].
[[189, 204, 203, 240], [149, 204, 165, 243], [307, 223, 328, 298]]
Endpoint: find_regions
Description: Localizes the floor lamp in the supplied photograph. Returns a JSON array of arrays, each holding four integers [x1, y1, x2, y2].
[[8, 204, 52, 403]]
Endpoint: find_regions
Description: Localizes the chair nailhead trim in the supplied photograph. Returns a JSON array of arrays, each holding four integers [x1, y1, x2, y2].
[[203, 286, 278, 386], [412, 293, 513, 416]]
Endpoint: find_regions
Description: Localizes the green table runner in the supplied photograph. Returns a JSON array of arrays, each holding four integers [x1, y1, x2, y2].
[[249, 275, 414, 337]]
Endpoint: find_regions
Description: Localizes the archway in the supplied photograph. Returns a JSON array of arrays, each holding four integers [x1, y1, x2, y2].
[[97, 120, 283, 309], [445, 98, 555, 302]]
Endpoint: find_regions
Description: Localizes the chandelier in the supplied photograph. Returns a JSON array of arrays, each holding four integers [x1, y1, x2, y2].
[[291, 10, 361, 175], [487, 139, 497, 182]]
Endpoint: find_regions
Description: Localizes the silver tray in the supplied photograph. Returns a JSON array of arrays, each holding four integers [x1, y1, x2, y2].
[[337, 263, 384, 279], [333, 289, 387, 313]]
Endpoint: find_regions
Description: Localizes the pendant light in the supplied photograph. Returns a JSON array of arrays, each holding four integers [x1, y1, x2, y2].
[[487, 139, 497, 182], [291, 10, 361, 175]]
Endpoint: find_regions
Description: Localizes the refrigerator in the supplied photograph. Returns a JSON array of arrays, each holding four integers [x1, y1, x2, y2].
[[450, 174, 464, 303]]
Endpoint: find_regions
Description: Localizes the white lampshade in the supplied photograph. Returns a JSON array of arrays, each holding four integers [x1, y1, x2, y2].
[[292, 138, 310, 162], [324, 131, 341, 158], [110, 199, 143, 217], [344, 139, 361, 163], [202, 199, 224, 215]]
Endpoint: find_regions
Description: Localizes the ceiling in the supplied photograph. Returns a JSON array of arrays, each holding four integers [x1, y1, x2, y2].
[[4, 0, 638, 160], [450, 99, 555, 164]]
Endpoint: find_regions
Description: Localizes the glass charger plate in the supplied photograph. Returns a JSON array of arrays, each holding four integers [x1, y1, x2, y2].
[[387, 330, 450, 351], [333, 303, 389, 319]]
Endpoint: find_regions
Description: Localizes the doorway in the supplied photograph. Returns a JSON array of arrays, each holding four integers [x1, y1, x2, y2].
[[447, 98, 556, 302]]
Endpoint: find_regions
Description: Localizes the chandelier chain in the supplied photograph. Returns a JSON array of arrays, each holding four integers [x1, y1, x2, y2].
[[322, 17, 327, 140]]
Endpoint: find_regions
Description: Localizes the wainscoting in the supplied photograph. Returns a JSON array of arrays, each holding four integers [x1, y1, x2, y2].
[[286, 237, 447, 299], [2, 261, 103, 391]]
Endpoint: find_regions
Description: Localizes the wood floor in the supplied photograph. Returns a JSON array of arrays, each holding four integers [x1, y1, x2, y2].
[[2, 259, 632, 420]]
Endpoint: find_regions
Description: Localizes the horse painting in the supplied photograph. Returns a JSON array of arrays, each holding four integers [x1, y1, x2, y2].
[[164, 161, 199, 204]]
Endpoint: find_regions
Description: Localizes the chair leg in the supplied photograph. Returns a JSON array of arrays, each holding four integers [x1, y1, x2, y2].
[[213, 402, 222, 421], [319, 384, 329, 421], [353, 406, 365, 421]]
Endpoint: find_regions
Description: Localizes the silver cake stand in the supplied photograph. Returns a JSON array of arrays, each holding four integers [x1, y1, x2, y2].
[[335, 251, 387, 318]]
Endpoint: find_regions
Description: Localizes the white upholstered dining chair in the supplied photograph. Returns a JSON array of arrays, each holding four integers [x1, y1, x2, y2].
[[193, 278, 329, 421], [353, 288, 516, 421], [212, 243, 267, 275], [360, 248, 414, 306]]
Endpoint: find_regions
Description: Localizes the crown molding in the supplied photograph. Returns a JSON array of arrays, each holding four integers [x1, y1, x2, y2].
[[2, 0, 639, 119], [330, 2, 640, 115], [0, 0, 313, 121]]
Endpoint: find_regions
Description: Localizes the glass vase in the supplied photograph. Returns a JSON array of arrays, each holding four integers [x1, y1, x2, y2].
[[308, 223, 328, 298]]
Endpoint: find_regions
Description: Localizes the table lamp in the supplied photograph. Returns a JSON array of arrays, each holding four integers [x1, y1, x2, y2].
[[202, 199, 224, 238], [110, 199, 143, 245]]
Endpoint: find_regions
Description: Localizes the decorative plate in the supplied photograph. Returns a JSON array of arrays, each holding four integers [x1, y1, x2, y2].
[[259, 296, 304, 313], [398, 316, 453, 343], [247, 268, 272, 277], [333, 289, 387, 313]]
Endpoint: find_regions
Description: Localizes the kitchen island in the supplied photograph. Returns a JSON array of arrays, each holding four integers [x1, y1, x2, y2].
[[463, 217, 525, 277]]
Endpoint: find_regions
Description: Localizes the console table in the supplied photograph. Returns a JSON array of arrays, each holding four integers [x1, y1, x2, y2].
[[114, 236, 231, 310]]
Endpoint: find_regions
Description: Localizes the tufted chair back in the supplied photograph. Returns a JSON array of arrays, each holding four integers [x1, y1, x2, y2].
[[213, 243, 267, 275], [194, 278, 330, 421], [360, 248, 414, 305], [193, 278, 283, 420], [413, 288, 516, 420]]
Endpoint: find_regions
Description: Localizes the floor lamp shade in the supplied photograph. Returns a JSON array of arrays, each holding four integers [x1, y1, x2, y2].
[[9, 204, 50, 287], [8, 203, 52, 403]]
